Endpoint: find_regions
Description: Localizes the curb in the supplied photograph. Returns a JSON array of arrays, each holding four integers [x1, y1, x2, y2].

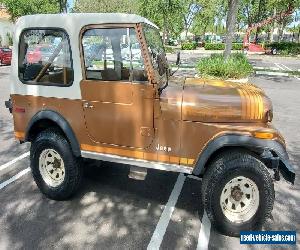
[[255, 71, 289, 77]]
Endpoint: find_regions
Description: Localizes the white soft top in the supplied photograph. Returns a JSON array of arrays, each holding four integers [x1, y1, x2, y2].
[[16, 13, 158, 30], [11, 13, 158, 99]]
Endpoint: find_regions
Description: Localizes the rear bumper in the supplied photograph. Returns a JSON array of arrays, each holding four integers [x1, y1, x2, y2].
[[5, 99, 12, 113]]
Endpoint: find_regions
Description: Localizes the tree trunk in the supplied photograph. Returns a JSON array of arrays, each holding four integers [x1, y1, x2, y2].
[[254, 0, 263, 43], [224, 0, 240, 59], [255, 27, 260, 43], [163, 15, 167, 44], [270, 8, 276, 43], [278, 22, 284, 42]]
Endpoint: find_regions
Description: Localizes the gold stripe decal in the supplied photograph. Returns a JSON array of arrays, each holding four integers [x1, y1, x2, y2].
[[81, 144, 195, 167], [238, 87, 264, 120]]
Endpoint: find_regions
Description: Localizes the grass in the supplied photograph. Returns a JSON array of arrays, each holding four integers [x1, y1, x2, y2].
[[196, 53, 254, 80], [164, 46, 176, 53]]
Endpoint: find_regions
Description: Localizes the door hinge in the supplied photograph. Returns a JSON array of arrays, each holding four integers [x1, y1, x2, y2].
[[140, 127, 154, 137]]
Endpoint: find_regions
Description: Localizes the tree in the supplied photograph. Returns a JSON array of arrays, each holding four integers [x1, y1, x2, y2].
[[224, 0, 240, 58], [182, 1, 201, 40], [139, 0, 185, 43], [191, 0, 225, 37], [0, 0, 60, 21], [73, 0, 139, 14], [58, 0, 67, 13]]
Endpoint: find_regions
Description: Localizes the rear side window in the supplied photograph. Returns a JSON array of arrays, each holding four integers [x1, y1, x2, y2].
[[18, 29, 73, 86]]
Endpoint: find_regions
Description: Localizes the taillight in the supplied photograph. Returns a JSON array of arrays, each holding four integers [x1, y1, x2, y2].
[[14, 107, 26, 113]]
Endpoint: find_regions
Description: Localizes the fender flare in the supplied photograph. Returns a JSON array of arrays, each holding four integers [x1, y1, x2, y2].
[[25, 110, 81, 157], [192, 134, 289, 176]]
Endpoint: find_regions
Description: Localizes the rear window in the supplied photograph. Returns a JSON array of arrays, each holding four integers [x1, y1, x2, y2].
[[18, 28, 73, 86]]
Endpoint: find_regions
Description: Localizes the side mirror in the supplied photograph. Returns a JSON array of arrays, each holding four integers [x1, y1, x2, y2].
[[175, 51, 181, 66]]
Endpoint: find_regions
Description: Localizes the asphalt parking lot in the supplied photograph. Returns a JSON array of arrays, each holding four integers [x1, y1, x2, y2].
[[0, 57, 299, 249]]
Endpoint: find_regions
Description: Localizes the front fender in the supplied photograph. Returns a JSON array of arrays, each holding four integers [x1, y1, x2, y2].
[[192, 134, 295, 184]]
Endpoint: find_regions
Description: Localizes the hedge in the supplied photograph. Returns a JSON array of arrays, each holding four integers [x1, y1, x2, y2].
[[196, 53, 253, 80], [204, 43, 243, 50], [181, 42, 197, 50], [265, 42, 300, 55]]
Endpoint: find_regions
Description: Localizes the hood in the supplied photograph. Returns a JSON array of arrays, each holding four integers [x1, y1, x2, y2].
[[159, 77, 273, 123]]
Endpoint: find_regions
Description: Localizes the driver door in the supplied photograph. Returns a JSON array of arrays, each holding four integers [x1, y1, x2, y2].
[[80, 26, 154, 149]]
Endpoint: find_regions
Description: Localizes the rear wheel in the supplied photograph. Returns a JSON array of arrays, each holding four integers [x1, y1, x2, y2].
[[30, 129, 82, 200], [202, 150, 274, 236]]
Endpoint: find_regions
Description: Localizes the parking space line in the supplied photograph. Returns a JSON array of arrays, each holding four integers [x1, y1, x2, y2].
[[274, 63, 300, 81], [0, 167, 30, 190], [147, 173, 186, 250], [0, 152, 30, 172], [281, 64, 300, 81], [274, 63, 286, 71], [196, 212, 211, 250], [279, 64, 292, 71]]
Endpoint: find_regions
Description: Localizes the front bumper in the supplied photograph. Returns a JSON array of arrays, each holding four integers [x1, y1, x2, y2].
[[262, 145, 295, 185], [278, 157, 295, 184]]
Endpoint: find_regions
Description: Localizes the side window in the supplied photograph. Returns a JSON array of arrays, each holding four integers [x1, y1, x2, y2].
[[82, 27, 148, 82], [19, 29, 73, 86]]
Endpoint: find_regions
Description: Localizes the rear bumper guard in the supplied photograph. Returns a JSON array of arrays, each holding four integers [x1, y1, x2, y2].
[[5, 99, 12, 113]]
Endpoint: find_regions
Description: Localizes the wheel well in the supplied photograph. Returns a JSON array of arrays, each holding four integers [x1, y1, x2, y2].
[[201, 146, 262, 176], [27, 119, 66, 142]]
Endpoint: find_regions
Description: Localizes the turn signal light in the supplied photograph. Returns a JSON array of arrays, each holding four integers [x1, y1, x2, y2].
[[253, 132, 274, 139]]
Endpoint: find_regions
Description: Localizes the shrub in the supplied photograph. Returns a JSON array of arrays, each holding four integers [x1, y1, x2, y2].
[[204, 43, 243, 50], [196, 53, 253, 80], [265, 42, 300, 55], [164, 46, 175, 53], [181, 41, 197, 50]]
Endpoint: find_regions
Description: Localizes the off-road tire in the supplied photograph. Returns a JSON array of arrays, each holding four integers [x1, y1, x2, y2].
[[30, 129, 82, 200], [202, 150, 274, 237]]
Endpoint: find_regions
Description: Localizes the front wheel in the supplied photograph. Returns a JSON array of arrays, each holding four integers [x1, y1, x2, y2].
[[30, 129, 82, 200], [202, 150, 274, 236]]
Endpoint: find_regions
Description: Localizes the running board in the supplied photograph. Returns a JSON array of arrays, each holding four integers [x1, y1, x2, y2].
[[81, 150, 193, 174]]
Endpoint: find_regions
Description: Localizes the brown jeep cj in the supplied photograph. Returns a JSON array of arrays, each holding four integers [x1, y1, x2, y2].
[[5, 13, 295, 236]]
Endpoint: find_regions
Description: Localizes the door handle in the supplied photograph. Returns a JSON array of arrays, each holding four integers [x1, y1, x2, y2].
[[83, 102, 94, 109]]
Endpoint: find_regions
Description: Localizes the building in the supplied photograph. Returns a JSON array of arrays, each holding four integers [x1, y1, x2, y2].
[[0, 4, 13, 47]]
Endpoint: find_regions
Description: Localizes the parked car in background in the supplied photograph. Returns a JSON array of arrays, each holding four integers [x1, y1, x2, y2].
[[0, 47, 12, 65], [26, 45, 53, 64]]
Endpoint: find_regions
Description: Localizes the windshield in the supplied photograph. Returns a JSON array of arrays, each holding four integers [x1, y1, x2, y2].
[[143, 24, 168, 88]]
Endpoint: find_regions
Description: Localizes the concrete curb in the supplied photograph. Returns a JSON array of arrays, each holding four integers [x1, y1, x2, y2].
[[255, 71, 289, 76]]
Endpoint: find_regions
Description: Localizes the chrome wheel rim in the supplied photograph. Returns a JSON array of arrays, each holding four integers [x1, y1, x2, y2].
[[39, 149, 65, 187], [220, 176, 259, 223]]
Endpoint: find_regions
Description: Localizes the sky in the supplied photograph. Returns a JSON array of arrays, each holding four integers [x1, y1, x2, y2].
[[67, 0, 74, 11]]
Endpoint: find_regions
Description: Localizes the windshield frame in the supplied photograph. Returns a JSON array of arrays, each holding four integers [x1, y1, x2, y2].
[[142, 24, 168, 90]]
